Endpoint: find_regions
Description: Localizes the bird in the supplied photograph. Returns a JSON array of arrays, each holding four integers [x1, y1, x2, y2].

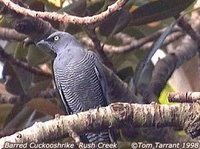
[[37, 31, 113, 143]]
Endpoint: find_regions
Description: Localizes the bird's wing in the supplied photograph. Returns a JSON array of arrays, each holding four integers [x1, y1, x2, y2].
[[53, 70, 73, 115], [92, 52, 110, 105]]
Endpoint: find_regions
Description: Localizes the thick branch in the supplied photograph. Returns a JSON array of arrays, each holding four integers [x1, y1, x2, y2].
[[0, 0, 128, 25], [169, 92, 200, 103], [0, 102, 199, 147]]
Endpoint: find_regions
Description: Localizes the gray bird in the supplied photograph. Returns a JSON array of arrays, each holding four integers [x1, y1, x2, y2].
[[37, 31, 113, 143]]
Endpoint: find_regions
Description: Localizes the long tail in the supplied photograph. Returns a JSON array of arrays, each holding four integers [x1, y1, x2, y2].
[[80, 130, 113, 143]]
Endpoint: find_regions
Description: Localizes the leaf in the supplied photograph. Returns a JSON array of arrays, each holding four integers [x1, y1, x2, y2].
[[26, 98, 64, 116], [159, 84, 175, 104], [99, 9, 130, 36], [4, 106, 39, 129], [3, 62, 25, 95], [129, 0, 195, 26], [14, 42, 28, 60], [4, 104, 28, 128], [4, 41, 18, 55], [29, 1, 45, 11], [58, 0, 86, 16], [13, 66, 33, 94], [45, 0, 62, 8], [27, 77, 52, 97], [117, 67, 134, 81], [0, 104, 13, 128], [87, 0, 105, 15], [27, 45, 50, 66], [133, 21, 176, 92]]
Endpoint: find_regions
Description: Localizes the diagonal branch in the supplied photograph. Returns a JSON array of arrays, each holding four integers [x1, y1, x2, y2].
[[0, 88, 57, 104], [0, 27, 26, 41], [0, 0, 128, 25], [0, 46, 52, 78]]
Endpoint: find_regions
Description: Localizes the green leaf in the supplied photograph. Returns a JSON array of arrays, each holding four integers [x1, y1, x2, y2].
[[159, 84, 175, 104], [133, 21, 176, 92], [0, 104, 13, 128], [14, 43, 28, 60], [129, 0, 195, 26], [27, 45, 50, 66], [4, 41, 18, 55], [41, 0, 62, 8]]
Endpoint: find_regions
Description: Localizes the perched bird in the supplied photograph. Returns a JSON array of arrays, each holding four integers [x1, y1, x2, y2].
[[37, 31, 113, 143]]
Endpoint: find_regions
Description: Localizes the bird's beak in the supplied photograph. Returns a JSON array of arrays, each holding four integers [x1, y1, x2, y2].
[[36, 39, 56, 57], [36, 39, 46, 47]]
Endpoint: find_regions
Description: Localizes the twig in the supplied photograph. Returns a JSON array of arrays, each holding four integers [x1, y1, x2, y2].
[[169, 92, 200, 103], [114, 32, 133, 45], [0, 88, 57, 104], [0, 102, 199, 146], [0, 0, 128, 25], [0, 93, 23, 104], [81, 28, 183, 54], [0, 27, 26, 41], [176, 15, 200, 48], [0, 26, 182, 55], [0, 46, 52, 78]]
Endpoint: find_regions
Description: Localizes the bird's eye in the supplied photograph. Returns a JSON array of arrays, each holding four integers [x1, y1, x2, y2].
[[54, 36, 60, 41]]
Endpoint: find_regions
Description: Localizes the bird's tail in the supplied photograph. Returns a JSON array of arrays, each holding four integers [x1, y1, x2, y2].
[[81, 130, 114, 143]]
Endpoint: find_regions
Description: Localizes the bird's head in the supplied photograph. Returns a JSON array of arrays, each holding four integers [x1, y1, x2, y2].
[[37, 31, 83, 55]]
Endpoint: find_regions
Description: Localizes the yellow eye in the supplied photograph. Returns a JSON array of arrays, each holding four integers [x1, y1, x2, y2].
[[54, 35, 60, 41]]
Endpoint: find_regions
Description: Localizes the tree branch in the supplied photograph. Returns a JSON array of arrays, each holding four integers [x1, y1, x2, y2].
[[0, 102, 199, 146], [0, 0, 128, 25], [0, 46, 52, 78], [0, 88, 57, 104], [0, 27, 26, 41], [169, 92, 200, 103]]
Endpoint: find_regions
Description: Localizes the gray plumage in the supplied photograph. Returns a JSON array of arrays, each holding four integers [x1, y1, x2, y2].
[[37, 31, 112, 143]]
